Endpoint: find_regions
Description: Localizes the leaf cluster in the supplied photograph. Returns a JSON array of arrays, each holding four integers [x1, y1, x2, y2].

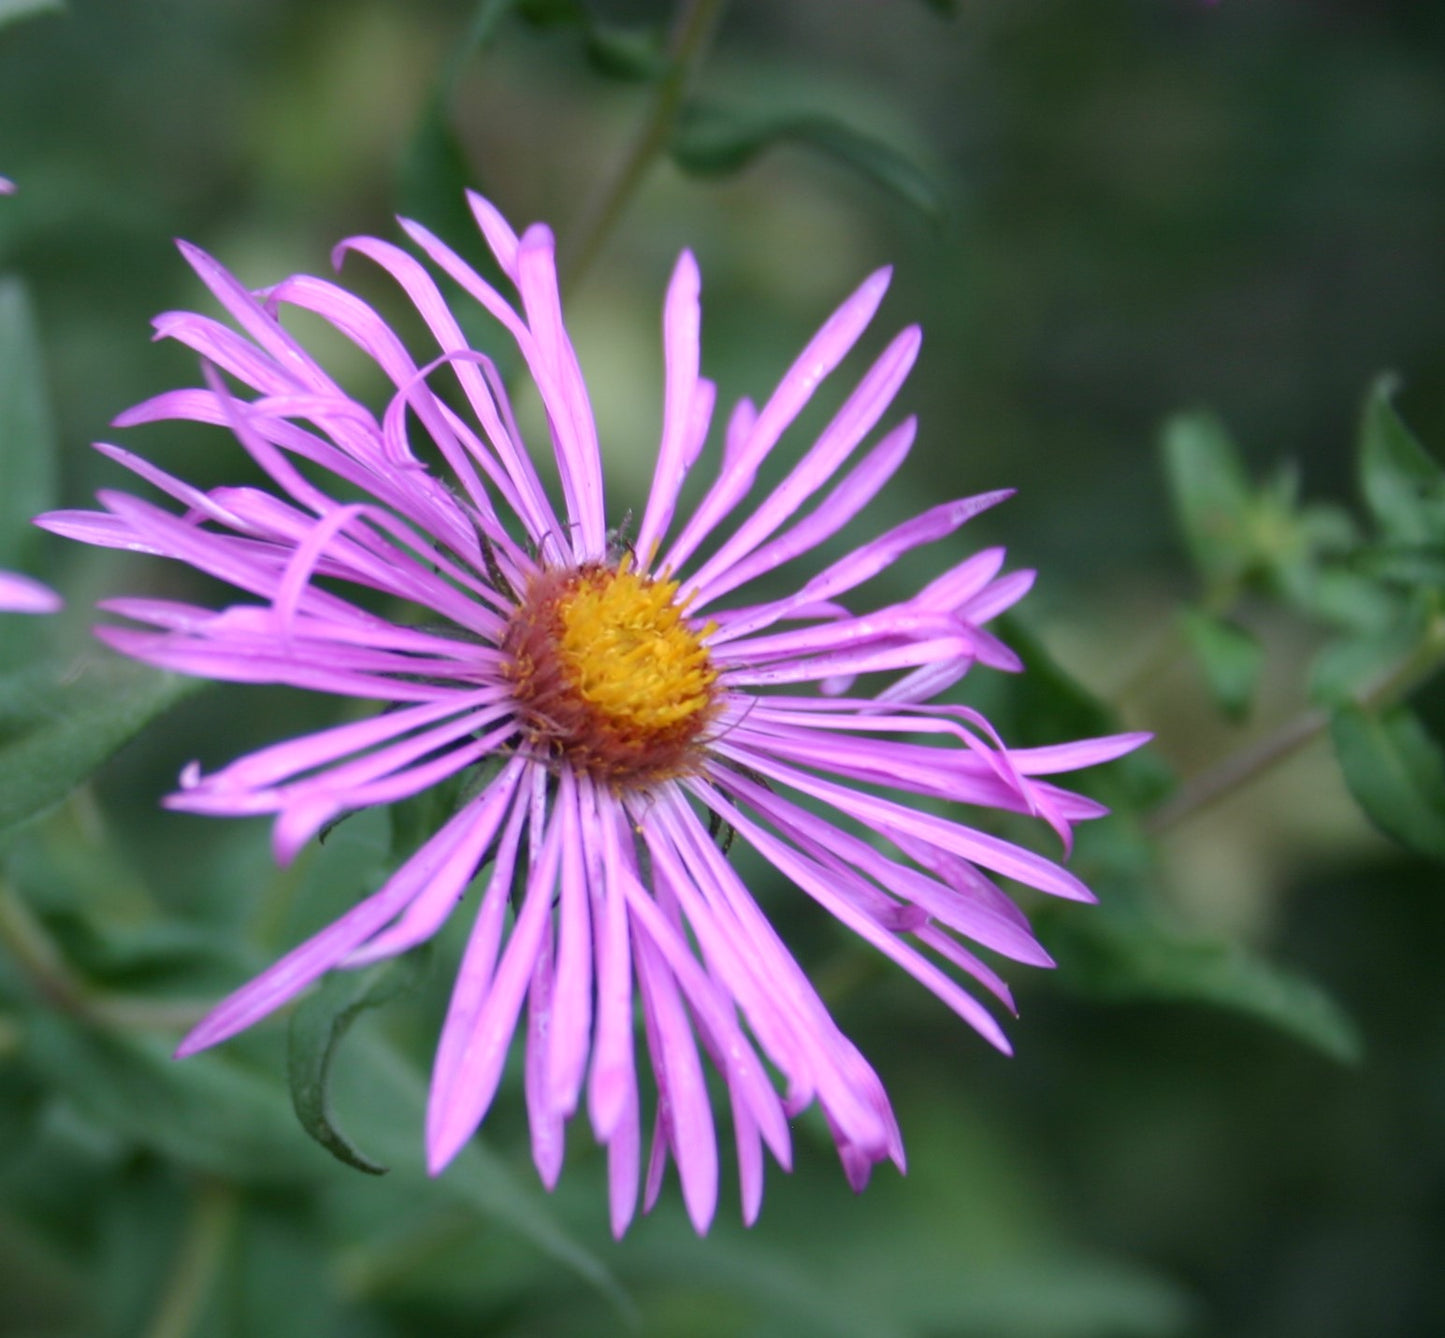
[[1164, 377, 1445, 861]]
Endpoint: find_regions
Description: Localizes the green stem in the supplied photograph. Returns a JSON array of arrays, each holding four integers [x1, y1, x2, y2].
[[1144, 705, 1326, 836], [562, 0, 727, 292], [1107, 581, 1241, 710], [0, 879, 85, 1013], [142, 1181, 236, 1338], [1147, 613, 1445, 835]]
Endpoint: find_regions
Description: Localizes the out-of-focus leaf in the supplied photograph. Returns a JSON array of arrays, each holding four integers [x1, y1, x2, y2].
[[1294, 566, 1399, 634], [1047, 910, 1363, 1064], [1308, 596, 1425, 706], [388, 766, 472, 861], [1179, 608, 1262, 721], [94, 1167, 189, 1338], [515, 0, 663, 80], [1359, 375, 1445, 546], [328, 1030, 632, 1315], [621, 1232, 912, 1338], [0, 0, 63, 31], [286, 950, 430, 1176], [584, 24, 664, 82], [0, 278, 58, 572], [231, 1199, 347, 1338], [52, 916, 255, 995], [1354, 544, 1445, 589], [517, 0, 582, 25], [671, 101, 946, 222], [0, 657, 203, 843], [0, 1212, 93, 1334], [1161, 411, 1254, 590], [398, 95, 483, 262], [1297, 500, 1359, 556], [1330, 703, 1445, 861], [993, 615, 1171, 810], [873, 1255, 1193, 1338], [20, 1013, 328, 1183]]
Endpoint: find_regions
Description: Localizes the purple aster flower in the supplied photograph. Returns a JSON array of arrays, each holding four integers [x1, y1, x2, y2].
[[40, 193, 1144, 1235], [0, 570, 61, 613]]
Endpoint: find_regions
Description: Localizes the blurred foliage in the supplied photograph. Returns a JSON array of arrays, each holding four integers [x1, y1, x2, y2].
[[3, 1, 1445, 1336]]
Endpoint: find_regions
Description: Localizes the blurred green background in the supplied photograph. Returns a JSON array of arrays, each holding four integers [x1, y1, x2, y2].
[[2, 1, 1444, 1335]]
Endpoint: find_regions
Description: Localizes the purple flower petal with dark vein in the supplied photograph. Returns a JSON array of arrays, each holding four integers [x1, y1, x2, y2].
[[41, 192, 1147, 1236]]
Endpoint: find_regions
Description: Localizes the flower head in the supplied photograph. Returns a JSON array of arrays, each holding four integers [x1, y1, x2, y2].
[[41, 194, 1144, 1234]]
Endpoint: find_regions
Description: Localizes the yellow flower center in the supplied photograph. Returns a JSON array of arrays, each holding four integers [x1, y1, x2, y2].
[[503, 558, 718, 786]]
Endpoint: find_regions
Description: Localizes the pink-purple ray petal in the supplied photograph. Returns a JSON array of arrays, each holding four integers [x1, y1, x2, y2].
[[0, 571, 62, 613], [45, 191, 1148, 1233]]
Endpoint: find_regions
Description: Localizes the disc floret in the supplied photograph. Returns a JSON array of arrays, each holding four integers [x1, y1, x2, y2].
[[504, 556, 718, 785]]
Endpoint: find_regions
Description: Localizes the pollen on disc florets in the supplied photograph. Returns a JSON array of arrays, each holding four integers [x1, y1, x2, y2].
[[502, 556, 719, 787]]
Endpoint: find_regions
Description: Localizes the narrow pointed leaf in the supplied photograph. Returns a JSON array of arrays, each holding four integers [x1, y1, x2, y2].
[[329, 1031, 633, 1316], [1179, 608, 1263, 720], [1161, 411, 1254, 589], [671, 101, 945, 222], [20, 1013, 328, 1183], [0, 658, 204, 843], [1330, 703, 1445, 861], [1359, 375, 1445, 546], [0, 0, 63, 31], [1048, 910, 1363, 1064], [286, 949, 431, 1175], [399, 97, 484, 267], [0, 278, 58, 571]]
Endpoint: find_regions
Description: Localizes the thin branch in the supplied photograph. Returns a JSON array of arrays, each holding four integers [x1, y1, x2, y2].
[[562, 0, 727, 292], [1145, 706, 1327, 836], [1147, 613, 1445, 835]]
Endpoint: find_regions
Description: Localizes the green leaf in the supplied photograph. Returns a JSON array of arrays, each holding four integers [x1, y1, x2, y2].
[[1047, 910, 1363, 1064], [286, 950, 431, 1176], [0, 0, 64, 31], [329, 1031, 631, 1315], [516, 0, 583, 25], [1161, 411, 1254, 591], [0, 278, 59, 572], [398, 95, 483, 263], [992, 615, 1171, 810], [20, 1013, 328, 1183], [1359, 374, 1445, 546], [1293, 565, 1399, 635], [1354, 543, 1445, 589], [671, 101, 946, 222], [50, 916, 256, 996], [230, 1200, 347, 1338], [621, 1233, 913, 1338], [0, 657, 203, 843], [1178, 608, 1263, 721], [1330, 703, 1445, 861], [514, 0, 663, 81], [583, 23, 665, 83], [388, 760, 491, 863], [1307, 594, 1424, 706]]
